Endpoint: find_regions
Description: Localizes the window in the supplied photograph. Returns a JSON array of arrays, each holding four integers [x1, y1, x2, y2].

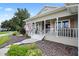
[[62, 20, 69, 28], [55, 20, 70, 30]]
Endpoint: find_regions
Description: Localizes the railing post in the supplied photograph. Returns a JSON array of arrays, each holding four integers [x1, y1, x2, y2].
[[56, 17, 58, 37], [39, 22, 41, 34], [44, 20, 46, 34], [78, 4, 79, 56]]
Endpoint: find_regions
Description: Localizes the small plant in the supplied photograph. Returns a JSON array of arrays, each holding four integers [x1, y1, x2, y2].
[[12, 33, 16, 36], [12, 31, 19, 36]]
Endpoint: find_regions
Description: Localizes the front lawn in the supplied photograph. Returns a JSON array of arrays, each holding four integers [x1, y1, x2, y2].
[[6, 43, 42, 56], [0, 36, 11, 45], [0, 32, 8, 34]]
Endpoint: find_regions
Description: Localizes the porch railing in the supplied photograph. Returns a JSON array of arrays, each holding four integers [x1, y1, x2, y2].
[[46, 28, 78, 38], [30, 28, 78, 38], [58, 28, 78, 38]]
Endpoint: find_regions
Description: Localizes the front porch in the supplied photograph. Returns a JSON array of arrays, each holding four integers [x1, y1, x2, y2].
[[29, 14, 78, 47], [24, 5, 79, 47]]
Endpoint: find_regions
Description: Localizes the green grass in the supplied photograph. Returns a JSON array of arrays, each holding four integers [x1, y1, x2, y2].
[[0, 36, 11, 45], [0, 32, 8, 34], [6, 43, 42, 56]]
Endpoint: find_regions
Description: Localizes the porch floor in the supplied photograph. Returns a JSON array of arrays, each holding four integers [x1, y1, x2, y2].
[[36, 40, 78, 56]]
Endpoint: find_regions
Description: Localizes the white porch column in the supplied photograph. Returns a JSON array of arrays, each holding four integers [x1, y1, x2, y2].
[[39, 21, 42, 34], [44, 20, 46, 34], [56, 17, 59, 37], [78, 4, 79, 55], [34, 22, 36, 34], [38, 22, 40, 34]]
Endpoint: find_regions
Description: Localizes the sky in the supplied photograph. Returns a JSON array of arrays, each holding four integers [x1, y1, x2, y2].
[[0, 3, 64, 25]]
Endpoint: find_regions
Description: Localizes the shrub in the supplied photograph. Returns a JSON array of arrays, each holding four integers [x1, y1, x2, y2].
[[12, 31, 19, 36], [19, 28, 31, 38], [20, 28, 26, 35], [12, 33, 16, 36], [6, 43, 42, 56], [6, 44, 28, 56]]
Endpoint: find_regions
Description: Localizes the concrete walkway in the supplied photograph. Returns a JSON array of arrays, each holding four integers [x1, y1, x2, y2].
[[0, 47, 9, 56], [11, 34, 45, 44]]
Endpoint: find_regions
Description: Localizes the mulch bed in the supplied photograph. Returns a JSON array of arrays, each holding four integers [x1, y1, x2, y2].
[[35, 40, 78, 56]]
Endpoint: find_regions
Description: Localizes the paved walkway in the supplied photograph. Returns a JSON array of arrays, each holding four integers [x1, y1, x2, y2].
[[0, 47, 9, 56], [36, 40, 78, 56]]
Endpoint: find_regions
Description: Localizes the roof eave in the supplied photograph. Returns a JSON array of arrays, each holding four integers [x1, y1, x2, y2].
[[24, 4, 78, 22]]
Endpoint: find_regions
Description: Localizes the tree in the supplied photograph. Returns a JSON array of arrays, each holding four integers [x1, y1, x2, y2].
[[1, 20, 11, 31], [1, 8, 30, 31], [15, 8, 30, 27]]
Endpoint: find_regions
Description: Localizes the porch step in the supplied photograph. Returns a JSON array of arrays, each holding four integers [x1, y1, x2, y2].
[[31, 34, 45, 40]]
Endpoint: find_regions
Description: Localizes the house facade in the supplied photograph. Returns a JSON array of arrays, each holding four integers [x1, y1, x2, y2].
[[24, 3, 78, 47]]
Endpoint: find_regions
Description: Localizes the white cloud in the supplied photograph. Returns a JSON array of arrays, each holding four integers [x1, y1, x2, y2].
[[5, 8, 13, 11]]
